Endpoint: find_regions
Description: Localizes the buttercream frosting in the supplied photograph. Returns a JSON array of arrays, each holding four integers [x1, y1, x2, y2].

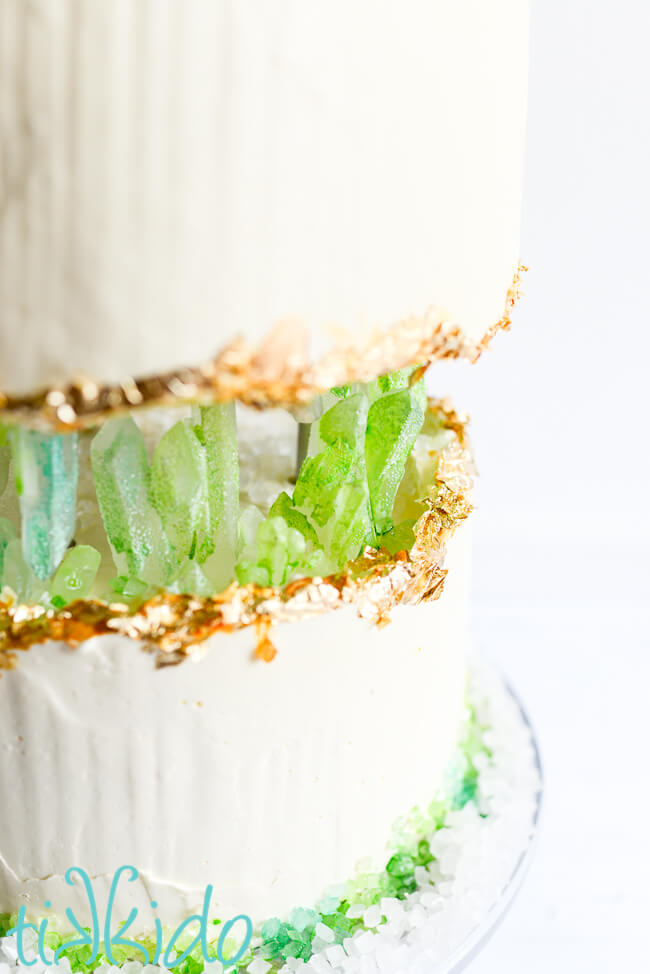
[[0, 0, 529, 395]]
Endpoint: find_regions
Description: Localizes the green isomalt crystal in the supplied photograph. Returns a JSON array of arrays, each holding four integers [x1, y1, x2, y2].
[[293, 392, 373, 564], [0, 427, 10, 497], [268, 491, 319, 548], [91, 417, 172, 586], [192, 403, 239, 592], [366, 367, 413, 403], [236, 498, 326, 588], [379, 518, 417, 554], [11, 429, 79, 580], [0, 537, 47, 603], [151, 418, 212, 564], [50, 544, 101, 608], [168, 558, 213, 597], [365, 378, 426, 536], [110, 574, 151, 603], [0, 517, 17, 579], [236, 516, 303, 587]]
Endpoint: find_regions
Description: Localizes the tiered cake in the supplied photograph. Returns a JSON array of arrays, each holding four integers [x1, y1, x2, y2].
[[0, 1, 530, 969]]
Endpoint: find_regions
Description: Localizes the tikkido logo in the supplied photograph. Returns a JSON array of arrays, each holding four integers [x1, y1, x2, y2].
[[7, 865, 253, 969]]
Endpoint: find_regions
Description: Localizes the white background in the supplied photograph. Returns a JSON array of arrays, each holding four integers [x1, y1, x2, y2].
[[430, 1, 650, 969]]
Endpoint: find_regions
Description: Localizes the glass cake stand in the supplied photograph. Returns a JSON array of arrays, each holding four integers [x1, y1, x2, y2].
[[435, 678, 543, 973]]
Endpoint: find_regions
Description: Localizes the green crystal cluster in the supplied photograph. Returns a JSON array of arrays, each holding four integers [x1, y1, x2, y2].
[[91, 404, 238, 602], [236, 369, 426, 586], [0, 369, 428, 606]]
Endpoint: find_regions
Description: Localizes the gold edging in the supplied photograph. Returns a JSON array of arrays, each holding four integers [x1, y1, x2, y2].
[[0, 268, 526, 432], [0, 400, 473, 669]]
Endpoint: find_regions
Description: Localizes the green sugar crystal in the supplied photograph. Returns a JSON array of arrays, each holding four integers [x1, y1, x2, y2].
[[192, 403, 239, 592], [91, 417, 172, 586], [0, 517, 17, 578], [151, 419, 212, 563], [50, 544, 101, 607], [289, 907, 319, 933], [11, 429, 79, 580], [365, 380, 426, 536]]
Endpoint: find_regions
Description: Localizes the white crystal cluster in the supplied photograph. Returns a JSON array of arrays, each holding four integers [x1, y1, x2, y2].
[[0, 661, 541, 974]]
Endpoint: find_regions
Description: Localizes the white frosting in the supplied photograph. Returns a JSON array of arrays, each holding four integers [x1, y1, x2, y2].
[[0, 525, 469, 931], [0, 0, 529, 394]]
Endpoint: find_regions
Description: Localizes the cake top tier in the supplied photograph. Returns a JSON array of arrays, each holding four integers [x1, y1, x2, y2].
[[0, 0, 529, 406]]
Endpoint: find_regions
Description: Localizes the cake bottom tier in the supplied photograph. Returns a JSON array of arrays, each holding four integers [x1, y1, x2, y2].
[[0, 659, 541, 974], [0, 527, 470, 934]]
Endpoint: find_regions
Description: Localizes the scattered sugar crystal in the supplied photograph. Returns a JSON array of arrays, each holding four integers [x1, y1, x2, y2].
[[247, 958, 271, 974], [346, 904, 365, 920], [342, 938, 358, 958], [121, 962, 143, 974], [379, 898, 401, 920], [314, 923, 335, 944], [290, 907, 319, 933], [325, 945, 346, 966], [413, 866, 430, 888], [358, 955, 378, 974], [362, 906, 381, 928], [353, 932, 376, 956], [306, 955, 330, 974]]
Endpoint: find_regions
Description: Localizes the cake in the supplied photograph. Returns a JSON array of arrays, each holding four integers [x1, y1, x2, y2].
[[0, 2, 534, 971]]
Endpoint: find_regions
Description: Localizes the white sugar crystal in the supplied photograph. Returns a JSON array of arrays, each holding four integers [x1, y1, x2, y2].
[[345, 904, 365, 920], [362, 906, 382, 928], [315, 923, 335, 944], [406, 905, 426, 930], [413, 866, 430, 887], [247, 958, 271, 974], [343, 938, 358, 958], [325, 945, 346, 966], [353, 933, 376, 956], [306, 955, 330, 974], [379, 898, 401, 920], [358, 955, 378, 974]]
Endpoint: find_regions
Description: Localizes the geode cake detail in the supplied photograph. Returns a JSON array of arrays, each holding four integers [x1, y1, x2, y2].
[[0, 394, 472, 665]]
